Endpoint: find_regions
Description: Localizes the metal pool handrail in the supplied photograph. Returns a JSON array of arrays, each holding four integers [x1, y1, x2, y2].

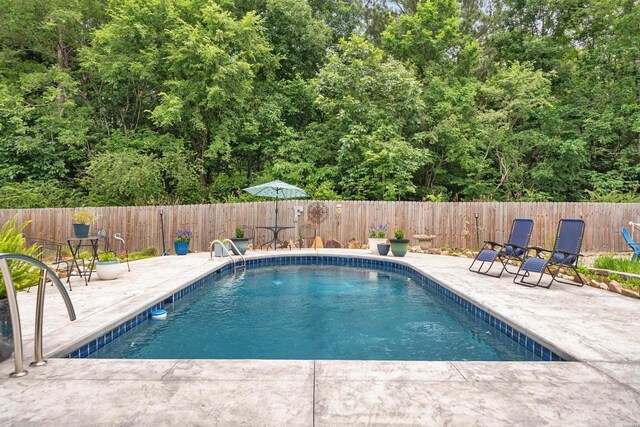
[[0, 253, 76, 378], [208, 239, 246, 273]]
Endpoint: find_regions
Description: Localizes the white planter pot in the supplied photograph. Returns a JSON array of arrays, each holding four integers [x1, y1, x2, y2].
[[214, 242, 231, 257], [96, 261, 120, 280], [368, 238, 388, 254]]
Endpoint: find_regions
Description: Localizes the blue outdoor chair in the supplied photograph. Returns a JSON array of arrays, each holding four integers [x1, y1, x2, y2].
[[621, 227, 640, 261], [469, 218, 534, 277], [513, 218, 585, 288]]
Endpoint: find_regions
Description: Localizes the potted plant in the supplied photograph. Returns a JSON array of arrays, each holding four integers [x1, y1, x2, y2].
[[96, 252, 120, 280], [230, 226, 249, 255], [389, 228, 410, 257], [71, 208, 96, 238], [174, 229, 192, 255], [377, 242, 390, 256], [368, 224, 388, 255]]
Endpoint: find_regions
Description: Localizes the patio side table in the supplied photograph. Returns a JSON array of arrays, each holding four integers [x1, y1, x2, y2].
[[66, 236, 101, 288]]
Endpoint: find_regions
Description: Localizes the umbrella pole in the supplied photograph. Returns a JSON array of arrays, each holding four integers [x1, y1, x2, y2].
[[275, 198, 278, 229], [274, 193, 279, 251]]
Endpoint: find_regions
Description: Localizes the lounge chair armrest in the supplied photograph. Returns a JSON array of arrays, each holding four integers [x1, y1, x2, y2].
[[554, 249, 583, 258], [507, 243, 527, 251], [526, 246, 550, 257], [483, 240, 504, 250]]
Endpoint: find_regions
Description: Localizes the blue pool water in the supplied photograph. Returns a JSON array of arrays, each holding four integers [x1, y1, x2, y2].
[[89, 265, 540, 361]]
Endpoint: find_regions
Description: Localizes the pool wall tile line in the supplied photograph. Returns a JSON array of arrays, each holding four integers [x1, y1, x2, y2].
[[65, 255, 564, 361]]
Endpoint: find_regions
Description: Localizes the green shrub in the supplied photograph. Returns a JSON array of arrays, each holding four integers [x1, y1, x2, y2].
[[128, 247, 158, 261], [0, 215, 42, 299], [394, 229, 405, 240], [235, 227, 245, 238], [0, 180, 83, 208], [138, 246, 157, 256], [576, 265, 590, 275], [593, 254, 640, 275], [98, 252, 118, 262]]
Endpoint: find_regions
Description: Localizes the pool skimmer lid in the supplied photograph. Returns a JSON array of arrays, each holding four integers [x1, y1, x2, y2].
[[151, 309, 167, 320]]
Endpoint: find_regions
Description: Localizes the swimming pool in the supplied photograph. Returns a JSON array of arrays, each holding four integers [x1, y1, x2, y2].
[[88, 262, 542, 361]]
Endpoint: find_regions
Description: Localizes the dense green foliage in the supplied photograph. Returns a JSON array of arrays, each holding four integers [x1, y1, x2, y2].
[[0, 0, 638, 206]]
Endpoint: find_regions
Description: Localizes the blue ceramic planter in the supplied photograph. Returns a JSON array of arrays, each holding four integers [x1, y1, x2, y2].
[[174, 241, 189, 255], [72, 223, 90, 238], [377, 243, 391, 256]]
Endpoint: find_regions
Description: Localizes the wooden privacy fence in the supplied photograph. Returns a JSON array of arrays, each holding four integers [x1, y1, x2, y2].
[[0, 202, 638, 254]]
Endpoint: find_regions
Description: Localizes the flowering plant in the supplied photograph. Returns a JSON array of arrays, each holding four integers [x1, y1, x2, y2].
[[174, 229, 193, 243], [72, 208, 97, 225], [369, 224, 387, 238]]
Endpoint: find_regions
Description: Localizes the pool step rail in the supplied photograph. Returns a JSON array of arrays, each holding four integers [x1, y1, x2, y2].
[[0, 254, 77, 378], [208, 239, 246, 273]]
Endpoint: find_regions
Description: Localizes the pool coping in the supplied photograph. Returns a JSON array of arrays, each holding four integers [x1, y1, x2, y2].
[[62, 254, 565, 361], [2, 249, 639, 425]]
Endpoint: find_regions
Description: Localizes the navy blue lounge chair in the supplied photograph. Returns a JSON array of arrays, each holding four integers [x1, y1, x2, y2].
[[621, 227, 640, 261], [469, 219, 534, 277], [513, 218, 585, 288]]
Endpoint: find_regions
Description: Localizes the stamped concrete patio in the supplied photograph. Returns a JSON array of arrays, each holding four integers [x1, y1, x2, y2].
[[1, 249, 639, 425]]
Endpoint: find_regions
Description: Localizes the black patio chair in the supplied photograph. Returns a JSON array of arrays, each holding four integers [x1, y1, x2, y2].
[[513, 218, 585, 288], [27, 238, 71, 276], [469, 219, 534, 278]]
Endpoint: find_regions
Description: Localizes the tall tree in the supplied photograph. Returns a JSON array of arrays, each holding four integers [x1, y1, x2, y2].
[[263, 0, 332, 79], [302, 37, 428, 200]]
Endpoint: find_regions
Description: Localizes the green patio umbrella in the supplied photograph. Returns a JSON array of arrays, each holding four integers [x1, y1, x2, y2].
[[243, 180, 309, 228]]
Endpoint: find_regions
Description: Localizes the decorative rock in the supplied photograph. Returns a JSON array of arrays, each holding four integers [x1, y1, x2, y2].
[[607, 280, 623, 294], [621, 288, 640, 299], [347, 238, 362, 249], [312, 236, 324, 249], [575, 273, 592, 286], [325, 239, 343, 248]]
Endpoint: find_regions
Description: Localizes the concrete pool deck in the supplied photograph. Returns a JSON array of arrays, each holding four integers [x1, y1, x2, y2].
[[1, 249, 639, 425]]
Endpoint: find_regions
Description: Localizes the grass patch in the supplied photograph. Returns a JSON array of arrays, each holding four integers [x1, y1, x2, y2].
[[607, 273, 640, 291], [128, 246, 158, 261], [585, 254, 640, 292], [593, 254, 640, 275]]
